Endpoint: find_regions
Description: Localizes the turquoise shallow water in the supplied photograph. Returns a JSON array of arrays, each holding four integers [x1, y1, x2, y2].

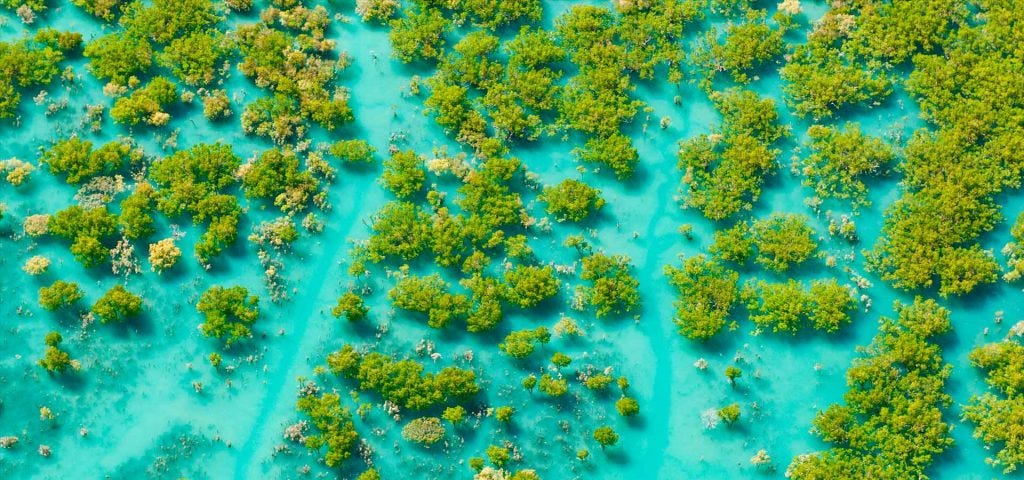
[[0, 1, 1021, 479]]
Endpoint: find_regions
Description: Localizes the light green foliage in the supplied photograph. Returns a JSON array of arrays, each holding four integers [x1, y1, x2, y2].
[[328, 345, 480, 410], [665, 255, 739, 340], [461, 274, 504, 332], [538, 373, 568, 397], [71, 0, 127, 21], [241, 148, 317, 213], [118, 182, 158, 239], [593, 425, 618, 448], [616, 0, 697, 82], [581, 253, 640, 318], [39, 331, 74, 373], [718, 403, 740, 425], [494, 405, 514, 422], [442, 405, 466, 424], [196, 285, 260, 347], [692, 11, 784, 88], [802, 123, 894, 208], [235, 17, 353, 133], [39, 280, 84, 311], [119, 0, 220, 45], [382, 150, 426, 198], [356, 469, 381, 480], [1004, 213, 1024, 282], [550, 352, 571, 368], [964, 340, 1024, 473], [577, 134, 638, 180], [540, 179, 605, 222], [401, 417, 446, 446], [367, 201, 432, 262], [296, 391, 359, 467], [749, 213, 817, 272], [487, 444, 511, 467], [0, 31, 81, 118], [679, 89, 785, 220], [787, 298, 953, 479], [450, 0, 542, 29], [84, 33, 152, 84], [724, 365, 742, 386], [91, 285, 143, 323], [867, 2, 1024, 297], [149, 143, 242, 265], [158, 30, 228, 86], [389, 7, 449, 63], [48, 205, 118, 267], [331, 292, 367, 322], [743, 278, 855, 334], [502, 265, 559, 308], [708, 221, 753, 264], [40, 138, 130, 184], [388, 274, 469, 328], [329, 140, 376, 164], [616, 396, 640, 417], [110, 76, 178, 126], [780, 41, 891, 120], [499, 327, 550, 359]]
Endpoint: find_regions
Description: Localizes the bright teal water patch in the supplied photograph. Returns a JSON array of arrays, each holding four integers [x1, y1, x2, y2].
[[0, 1, 1019, 479]]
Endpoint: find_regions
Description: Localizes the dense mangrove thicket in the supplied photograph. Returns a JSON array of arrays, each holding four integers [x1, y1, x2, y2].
[[1, 0, 1022, 477]]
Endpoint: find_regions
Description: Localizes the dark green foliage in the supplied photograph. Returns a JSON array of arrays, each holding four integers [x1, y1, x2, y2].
[[296, 391, 359, 468], [91, 285, 143, 323], [196, 285, 260, 347], [38, 280, 84, 311], [580, 253, 640, 318], [787, 298, 953, 478], [665, 255, 739, 340]]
